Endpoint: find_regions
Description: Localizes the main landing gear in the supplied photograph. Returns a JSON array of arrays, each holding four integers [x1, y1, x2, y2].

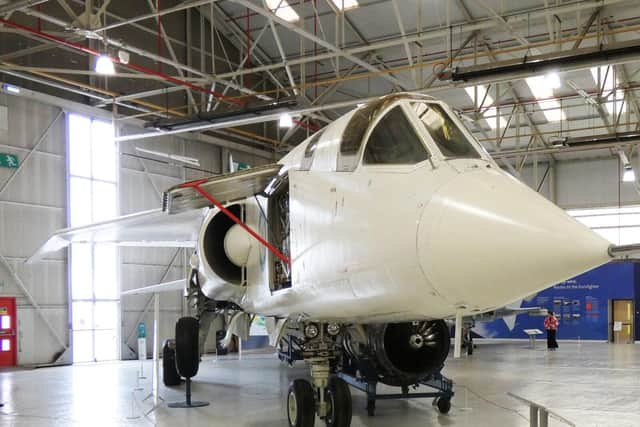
[[280, 324, 351, 427]]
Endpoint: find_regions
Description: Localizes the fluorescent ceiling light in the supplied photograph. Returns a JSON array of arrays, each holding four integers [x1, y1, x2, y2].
[[464, 85, 507, 130], [330, 0, 359, 10], [95, 55, 115, 75], [265, 0, 299, 22], [2, 84, 20, 94], [279, 113, 293, 128], [525, 74, 565, 122], [590, 66, 626, 116], [623, 167, 635, 182]]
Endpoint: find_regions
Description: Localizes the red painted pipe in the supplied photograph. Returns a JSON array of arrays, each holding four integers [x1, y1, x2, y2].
[[180, 179, 291, 267], [0, 18, 244, 106]]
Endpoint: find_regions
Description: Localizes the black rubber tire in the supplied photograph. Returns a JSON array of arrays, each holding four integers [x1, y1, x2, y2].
[[162, 339, 181, 386], [325, 377, 352, 427], [175, 317, 199, 379], [287, 379, 316, 427], [437, 397, 451, 414]]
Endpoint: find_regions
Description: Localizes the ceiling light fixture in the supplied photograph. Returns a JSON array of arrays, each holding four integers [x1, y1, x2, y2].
[[279, 113, 293, 128], [95, 54, 115, 75], [330, 0, 359, 10], [619, 151, 635, 183]]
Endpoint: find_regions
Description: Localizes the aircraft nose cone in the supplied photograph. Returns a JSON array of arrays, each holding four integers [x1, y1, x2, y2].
[[418, 168, 611, 309]]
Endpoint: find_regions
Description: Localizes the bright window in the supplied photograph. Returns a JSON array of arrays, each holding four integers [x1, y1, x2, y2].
[[525, 73, 566, 122], [68, 114, 119, 363], [568, 205, 640, 245], [330, 0, 358, 10], [464, 85, 507, 130], [265, 0, 299, 22]]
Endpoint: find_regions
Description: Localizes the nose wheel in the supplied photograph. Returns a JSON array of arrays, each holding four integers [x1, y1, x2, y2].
[[287, 376, 352, 427], [324, 377, 352, 427], [287, 379, 315, 427]]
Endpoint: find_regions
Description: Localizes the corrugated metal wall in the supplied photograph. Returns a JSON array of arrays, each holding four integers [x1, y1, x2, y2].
[[0, 93, 68, 365]]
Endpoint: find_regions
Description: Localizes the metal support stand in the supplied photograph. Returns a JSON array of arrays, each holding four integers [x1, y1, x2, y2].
[[137, 294, 165, 415], [454, 309, 463, 358], [508, 392, 575, 427], [336, 369, 454, 416], [167, 378, 210, 408]]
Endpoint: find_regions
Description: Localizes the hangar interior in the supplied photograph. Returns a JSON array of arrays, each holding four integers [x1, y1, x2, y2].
[[1, 0, 640, 426]]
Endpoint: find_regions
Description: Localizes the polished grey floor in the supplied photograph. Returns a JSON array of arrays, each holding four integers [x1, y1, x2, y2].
[[0, 342, 638, 426]]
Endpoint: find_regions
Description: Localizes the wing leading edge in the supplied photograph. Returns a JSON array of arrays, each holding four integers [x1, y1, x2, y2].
[[27, 208, 204, 263], [29, 163, 283, 263]]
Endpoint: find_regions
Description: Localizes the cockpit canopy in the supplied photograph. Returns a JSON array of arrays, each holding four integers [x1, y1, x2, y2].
[[295, 93, 488, 172]]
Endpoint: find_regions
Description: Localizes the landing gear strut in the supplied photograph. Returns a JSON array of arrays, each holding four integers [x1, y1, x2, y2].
[[280, 324, 351, 427]]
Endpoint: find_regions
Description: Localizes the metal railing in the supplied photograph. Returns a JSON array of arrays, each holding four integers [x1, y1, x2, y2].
[[508, 393, 576, 427]]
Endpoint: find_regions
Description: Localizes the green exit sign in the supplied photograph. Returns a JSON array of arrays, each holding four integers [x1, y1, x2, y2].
[[234, 161, 251, 171], [0, 153, 18, 168]]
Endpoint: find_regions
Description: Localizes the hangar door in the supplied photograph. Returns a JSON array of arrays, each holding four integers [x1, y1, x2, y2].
[[611, 300, 634, 344], [0, 297, 16, 366]]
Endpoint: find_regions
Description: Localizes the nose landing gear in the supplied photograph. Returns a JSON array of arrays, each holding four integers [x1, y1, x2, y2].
[[286, 374, 352, 427], [280, 324, 352, 427]]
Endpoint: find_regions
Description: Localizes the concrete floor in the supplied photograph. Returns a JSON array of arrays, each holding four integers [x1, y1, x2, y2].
[[0, 342, 638, 426]]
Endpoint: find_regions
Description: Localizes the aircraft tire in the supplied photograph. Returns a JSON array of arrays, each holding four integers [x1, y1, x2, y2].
[[324, 377, 352, 427], [175, 317, 199, 379], [162, 339, 181, 386], [287, 379, 315, 427], [436, 397, 451, 414]]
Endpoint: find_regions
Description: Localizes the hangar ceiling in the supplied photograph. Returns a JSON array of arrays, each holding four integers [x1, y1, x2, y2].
[[1, 0, 640, 173]]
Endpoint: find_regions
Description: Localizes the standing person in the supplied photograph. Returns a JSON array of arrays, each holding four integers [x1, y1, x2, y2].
[[544, 311, 559, 350]]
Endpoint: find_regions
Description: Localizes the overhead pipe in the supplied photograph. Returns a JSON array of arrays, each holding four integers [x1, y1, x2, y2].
[[490, 132, 640, 159], [448, 40, 640, 85]]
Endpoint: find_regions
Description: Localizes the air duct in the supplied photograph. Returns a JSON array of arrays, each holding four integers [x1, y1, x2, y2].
[[447, 40, 640, 86]]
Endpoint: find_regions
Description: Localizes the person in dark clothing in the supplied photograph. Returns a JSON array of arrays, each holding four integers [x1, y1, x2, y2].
[[544, 311, 559, 350]]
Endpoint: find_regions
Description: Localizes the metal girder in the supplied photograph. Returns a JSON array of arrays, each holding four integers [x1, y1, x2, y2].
[[267, 16, 298, 95], [229, 0, 407, 89], [211, 0, 626, 81], [55, 0, 78, 23], [573, 7, 601, 50], [476, 0, 540, 54], [423, 31, 477, 89], [21, 9, 268, 101], [391, 0, 416, 87], [0, 0, 48, 14], [146, 0, 199, 113]]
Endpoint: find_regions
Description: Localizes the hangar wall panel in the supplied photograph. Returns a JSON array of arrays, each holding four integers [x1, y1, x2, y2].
[[475, 263, 637, 341], [520, 159, 640, 209], [0, 92, 69, 366]]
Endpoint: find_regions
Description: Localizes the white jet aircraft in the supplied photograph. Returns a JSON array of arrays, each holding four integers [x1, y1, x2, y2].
[[32, 93, 636, 427]]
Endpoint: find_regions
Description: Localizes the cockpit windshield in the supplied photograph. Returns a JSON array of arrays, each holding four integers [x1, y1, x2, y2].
[[412, 102, 481, 159]]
